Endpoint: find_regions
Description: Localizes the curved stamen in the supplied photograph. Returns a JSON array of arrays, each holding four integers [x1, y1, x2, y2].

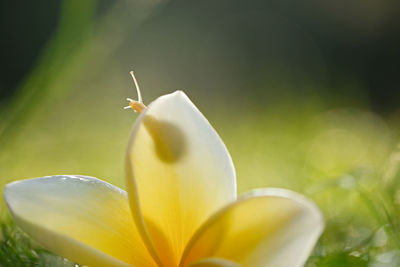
[[130, 71, 142, 103], [125, 71, 147, 113]]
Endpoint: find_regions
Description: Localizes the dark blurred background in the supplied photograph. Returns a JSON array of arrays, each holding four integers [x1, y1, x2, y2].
[[1, 0, 399, 113]]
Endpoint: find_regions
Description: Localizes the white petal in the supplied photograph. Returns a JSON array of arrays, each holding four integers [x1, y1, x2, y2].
[[181, 188, 324, 267], [126, 91, 236, 266], [4, 175, 157, 267]]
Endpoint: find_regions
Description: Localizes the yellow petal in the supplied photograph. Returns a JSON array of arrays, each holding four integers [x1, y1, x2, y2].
[[181, 188, 324, 267], [126, 91, 236, 266], [4, 175, 156, 267]]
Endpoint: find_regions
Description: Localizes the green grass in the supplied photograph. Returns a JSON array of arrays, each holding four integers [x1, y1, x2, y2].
[[0, 221, 78, 267]]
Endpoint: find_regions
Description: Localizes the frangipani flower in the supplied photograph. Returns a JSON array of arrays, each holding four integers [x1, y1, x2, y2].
[[4, 76, 324, 267]]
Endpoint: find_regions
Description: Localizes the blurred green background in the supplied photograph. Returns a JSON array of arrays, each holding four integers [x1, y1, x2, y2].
[[1, 0, 400, 266]]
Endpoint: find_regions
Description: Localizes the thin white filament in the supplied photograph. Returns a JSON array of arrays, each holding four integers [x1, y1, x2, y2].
[[130, 71, 143, 103]]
